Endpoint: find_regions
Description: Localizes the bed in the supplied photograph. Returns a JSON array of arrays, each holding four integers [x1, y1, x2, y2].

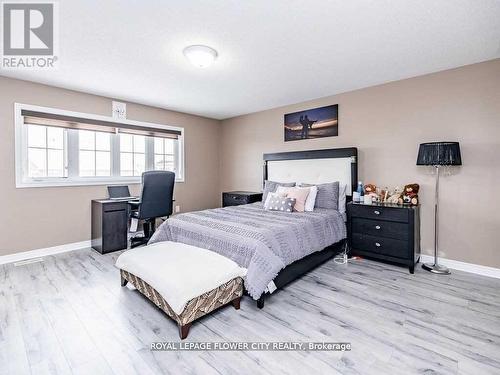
[[149, 147, 358, 308]]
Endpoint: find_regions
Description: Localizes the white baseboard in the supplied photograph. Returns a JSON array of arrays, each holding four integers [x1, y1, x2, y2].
[[420, 254, 500, 279], [2, 241, 499, 280], [0, 240, 91, 265]]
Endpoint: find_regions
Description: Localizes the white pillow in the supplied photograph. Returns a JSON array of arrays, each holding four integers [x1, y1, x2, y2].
[[275, 186, 289, 196], [296, 186, 318, 212], [279, 185, 317, 212], [338, 183, 347, 213], [297, 182, 347, 213]]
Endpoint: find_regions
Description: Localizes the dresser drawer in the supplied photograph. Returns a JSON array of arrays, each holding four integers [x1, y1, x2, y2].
[[352, 233, 408, 259], [102, 202, 128, 212], [350, 204, 408, 223], [352, 218, 409, 240]]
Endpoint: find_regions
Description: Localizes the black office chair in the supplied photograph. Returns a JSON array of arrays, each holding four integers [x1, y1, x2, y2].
[[129, 171, 175, 248]]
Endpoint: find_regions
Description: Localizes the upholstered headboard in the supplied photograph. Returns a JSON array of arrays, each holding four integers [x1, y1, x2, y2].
[[263, 148, 358, 196]]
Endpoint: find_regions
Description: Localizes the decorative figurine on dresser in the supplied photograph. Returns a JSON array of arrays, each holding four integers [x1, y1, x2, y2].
[[347, 183, 421, 273]]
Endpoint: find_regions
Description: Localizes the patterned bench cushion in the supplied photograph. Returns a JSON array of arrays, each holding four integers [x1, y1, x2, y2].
[[120, 269, 243, 326]]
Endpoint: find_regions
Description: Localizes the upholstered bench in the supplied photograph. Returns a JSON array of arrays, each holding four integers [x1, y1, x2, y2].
[[116, 242, 246, 339]]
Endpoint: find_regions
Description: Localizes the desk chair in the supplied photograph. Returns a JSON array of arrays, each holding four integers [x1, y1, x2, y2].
[[129, 171, 175, 248]]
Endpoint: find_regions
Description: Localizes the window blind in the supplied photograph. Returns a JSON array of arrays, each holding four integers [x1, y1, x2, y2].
[[21, 109, 181, 139]]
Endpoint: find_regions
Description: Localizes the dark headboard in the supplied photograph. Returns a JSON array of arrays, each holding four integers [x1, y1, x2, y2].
[[263, 147, 358, 197]]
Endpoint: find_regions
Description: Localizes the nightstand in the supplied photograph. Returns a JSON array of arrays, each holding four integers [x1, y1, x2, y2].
[[347, 202, 420, 273], [222, 191, 263, 207]]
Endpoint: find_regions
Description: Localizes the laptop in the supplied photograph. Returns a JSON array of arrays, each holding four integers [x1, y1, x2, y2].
[[107, 185, 139, 200]]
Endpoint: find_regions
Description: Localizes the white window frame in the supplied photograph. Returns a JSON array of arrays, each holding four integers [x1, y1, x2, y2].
[[15, 103, 185, 188], [153, 137, 177, 172], [77, 130, 113, 177], [23, 124, 68, 179], [119, 133, 146, 177]]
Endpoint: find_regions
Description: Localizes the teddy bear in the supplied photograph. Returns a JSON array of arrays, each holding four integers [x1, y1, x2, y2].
[[386, 186, 403, 204], [398, 183, 420, 205], [364, 184, 378, 202], [364, 183, 377, 196]]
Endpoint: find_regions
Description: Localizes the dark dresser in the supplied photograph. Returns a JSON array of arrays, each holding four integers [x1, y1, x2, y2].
[[222, 191, 263, 207], [347, 202, 420, 273], [91, 199, 128, 254]]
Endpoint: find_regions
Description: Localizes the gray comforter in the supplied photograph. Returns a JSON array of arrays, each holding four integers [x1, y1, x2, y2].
[[148, 203, 346, 299]]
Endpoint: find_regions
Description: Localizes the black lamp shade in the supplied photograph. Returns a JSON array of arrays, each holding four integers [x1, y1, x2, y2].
[[416, 142, 462, 166]]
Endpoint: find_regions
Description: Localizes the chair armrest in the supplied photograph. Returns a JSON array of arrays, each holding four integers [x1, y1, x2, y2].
[[128, 200, 141, 210]]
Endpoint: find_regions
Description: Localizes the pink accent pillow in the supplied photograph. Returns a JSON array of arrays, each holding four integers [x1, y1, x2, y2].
[[277, 186, 310, 212]]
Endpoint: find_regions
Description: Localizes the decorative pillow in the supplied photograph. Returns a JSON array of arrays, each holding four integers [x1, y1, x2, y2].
[[266, 196, 296, 213], [262, 180, 295, 202], [276, 186, 310, 212], [297, 185, 318, 212], [299, 181, 339, 210], [264, 192, 286, 210]]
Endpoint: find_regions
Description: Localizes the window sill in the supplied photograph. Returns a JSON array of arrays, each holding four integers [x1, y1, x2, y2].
[[16, 176, 184, 188]]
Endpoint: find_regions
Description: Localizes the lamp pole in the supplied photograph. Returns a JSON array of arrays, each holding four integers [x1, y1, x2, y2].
[[422, 165, 450, 274]]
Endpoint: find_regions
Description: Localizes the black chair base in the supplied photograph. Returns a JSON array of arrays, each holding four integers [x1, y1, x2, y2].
[[130, 235, 149, 248], [129, 218, 155, 248]]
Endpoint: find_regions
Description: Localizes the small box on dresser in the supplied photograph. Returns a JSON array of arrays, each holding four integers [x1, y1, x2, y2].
[[347, 202, 420, 273], [222, 191, 263, 207]]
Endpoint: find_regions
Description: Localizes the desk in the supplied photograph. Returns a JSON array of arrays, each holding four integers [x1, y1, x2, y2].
[[91, 197, 174, 254], [91, 199, 133, 254]]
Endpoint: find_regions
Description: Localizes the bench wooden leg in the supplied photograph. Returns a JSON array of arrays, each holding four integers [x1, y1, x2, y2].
[[257, 295, 265, 309], [231, 297, 241, 310], [120, 276, 128, 287], [179, 323, 191, 340]]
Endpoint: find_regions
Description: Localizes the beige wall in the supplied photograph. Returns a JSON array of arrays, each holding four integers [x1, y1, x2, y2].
[[2, 59, 499, 267], [220, 59, 500, 268], [0, 76, 221, 256]]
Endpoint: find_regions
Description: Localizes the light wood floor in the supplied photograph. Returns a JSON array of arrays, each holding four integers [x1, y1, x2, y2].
[[1, 249, 499, 375]]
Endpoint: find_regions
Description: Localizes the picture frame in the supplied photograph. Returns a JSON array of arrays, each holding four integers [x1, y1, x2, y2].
[[284, 104, 338, 141]]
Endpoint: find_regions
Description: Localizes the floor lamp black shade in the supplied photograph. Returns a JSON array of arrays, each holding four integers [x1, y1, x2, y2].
[[417, 142, 462, 166], [416, 141, 462, 275]]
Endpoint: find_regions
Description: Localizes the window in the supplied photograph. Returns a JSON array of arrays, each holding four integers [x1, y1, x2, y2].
[[120, 134, 145, 177], [27, 124, 66, 178], [79, 130, 111, 177], [16, 104, 184, 187], [154, 137, 176, 172]]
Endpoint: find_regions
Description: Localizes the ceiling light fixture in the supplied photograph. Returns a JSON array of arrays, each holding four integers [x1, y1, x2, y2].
[[183, 45, 218, 68]]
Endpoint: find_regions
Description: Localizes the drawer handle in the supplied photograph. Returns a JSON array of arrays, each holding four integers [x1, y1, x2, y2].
[[375, 225, 381, 230], [375, 242, 381, 247], [374, 210, 380, 215]]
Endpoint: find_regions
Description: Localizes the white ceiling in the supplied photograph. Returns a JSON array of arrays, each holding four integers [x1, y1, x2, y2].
[[1, 0, 500, 120]]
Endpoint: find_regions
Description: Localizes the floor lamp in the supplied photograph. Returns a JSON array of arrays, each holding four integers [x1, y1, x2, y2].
[[417, 142, 462, 274]]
